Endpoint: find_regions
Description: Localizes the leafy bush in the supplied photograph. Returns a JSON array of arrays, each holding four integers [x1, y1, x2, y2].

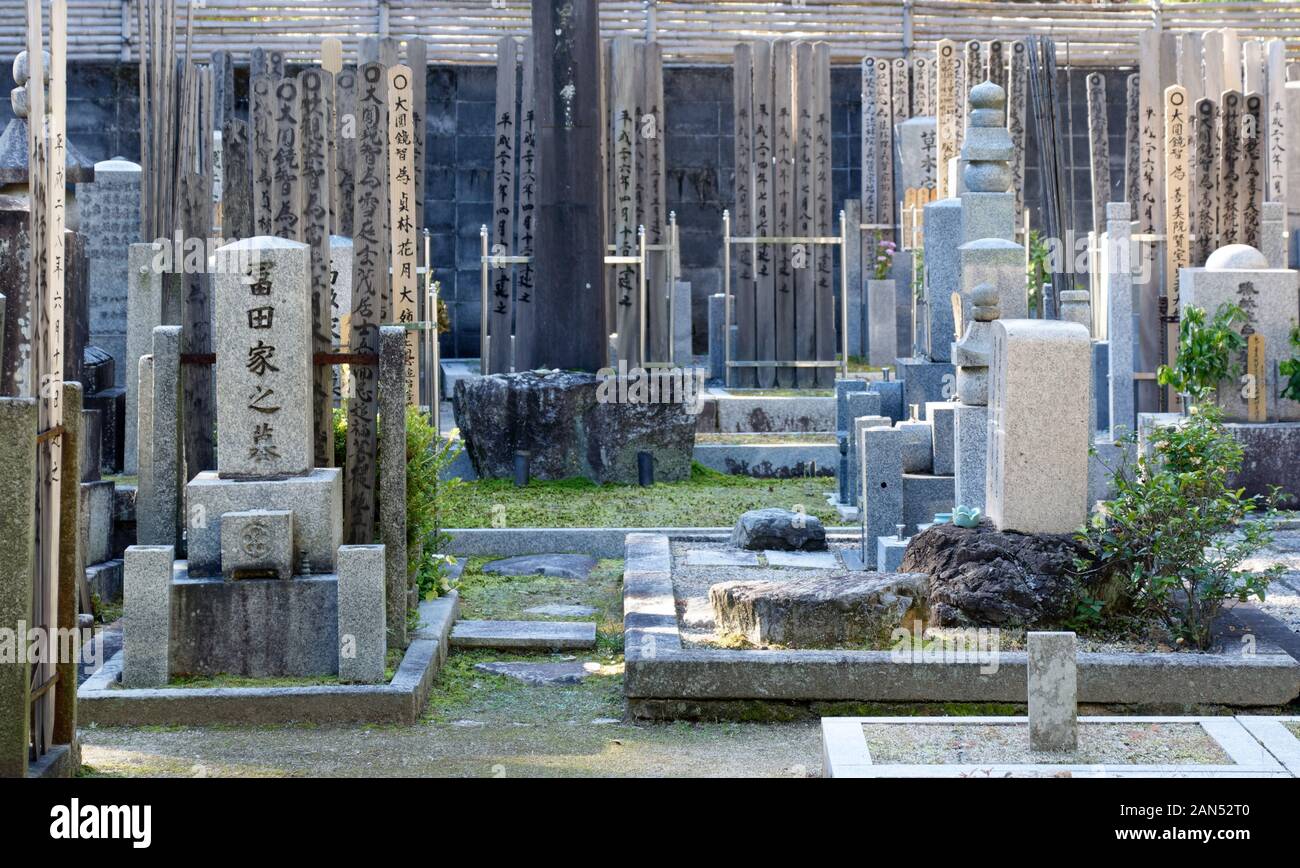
[[1075, 404, 1281, 650], [405, 406, 463, 599], [1156, 303, 1247, 405], [872, 234, 896, 280], [332, 406, 464, 600], [1280, 325, 1300, 403]]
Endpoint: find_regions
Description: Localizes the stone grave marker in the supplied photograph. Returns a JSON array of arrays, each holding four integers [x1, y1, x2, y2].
[[301, 67, 334, 465], [734, 44, 757, 387], [1028, 631, 1077, 753]]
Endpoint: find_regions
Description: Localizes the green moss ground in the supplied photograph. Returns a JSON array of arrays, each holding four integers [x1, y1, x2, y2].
[[442, 462, 839, 528]]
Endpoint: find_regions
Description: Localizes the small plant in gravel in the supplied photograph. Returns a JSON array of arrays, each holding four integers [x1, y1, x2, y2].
[[1074, 403, 1283, 650]]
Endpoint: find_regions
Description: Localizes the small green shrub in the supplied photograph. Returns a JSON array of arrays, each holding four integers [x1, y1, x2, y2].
[[1156, 303, 1247, 406], [1280, 325, 1300, 403], [1075, 404, 1282, 650], [872, 233, 895, 280], [405, 406, 463, 599]]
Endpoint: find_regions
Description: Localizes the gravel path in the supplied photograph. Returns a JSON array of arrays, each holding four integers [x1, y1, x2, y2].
[[1246, 529, 1300, 635], [862, 722, 1230, 765]]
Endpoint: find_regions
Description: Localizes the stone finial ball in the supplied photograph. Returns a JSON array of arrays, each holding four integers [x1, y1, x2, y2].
[[971, 282, 998, 308], [12, 50, 50, 87], [1205, 243, 1269, 271], [969, 79, 1006, 113]]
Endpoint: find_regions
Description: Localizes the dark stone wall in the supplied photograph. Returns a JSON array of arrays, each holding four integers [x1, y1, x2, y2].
[[7, 62, 1127, 360]]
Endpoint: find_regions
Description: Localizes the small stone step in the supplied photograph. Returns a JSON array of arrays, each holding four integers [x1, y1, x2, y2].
[[450, 619, 597, 650], [474, 661, 596, 686]]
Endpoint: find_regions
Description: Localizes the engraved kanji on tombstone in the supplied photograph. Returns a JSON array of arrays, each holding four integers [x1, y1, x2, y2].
[[388, 65, 419, 405], [300, 67, 334, 465]]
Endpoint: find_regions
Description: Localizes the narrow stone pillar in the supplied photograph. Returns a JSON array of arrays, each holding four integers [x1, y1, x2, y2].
[[378, 326, 409, 649], [338, 544, 387, 683], [137, 326, 182, 547], [861, 425, 904, 569], [123, 545, 174, 688], [1028, 631, 1078, 752], [1105, 203, 1135, 437], [124, 242, 163, 474], [0, 397, 37, 777]]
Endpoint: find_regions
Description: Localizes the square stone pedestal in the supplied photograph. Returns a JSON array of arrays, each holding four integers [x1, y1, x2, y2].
[[186, 467, 343, 578]]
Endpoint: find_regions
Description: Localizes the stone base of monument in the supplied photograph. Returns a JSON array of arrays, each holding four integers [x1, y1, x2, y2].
[[77, 593, 460, 726], [1139, 415, 1300, 507], [185, 468, 343, 577], [624, 533, 1300, 719], [820, 716, 1291, 778], [171, 570, 338, 677], [893, 357, 955, 420], [454, 371, 697, 483]]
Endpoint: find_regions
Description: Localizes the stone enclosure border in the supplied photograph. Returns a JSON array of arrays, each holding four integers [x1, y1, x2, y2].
[[820, 716, 1292, 778], [1236, 715, 1300, 776], [78, 593, 459, 726], [622, 533, 1300, 715]]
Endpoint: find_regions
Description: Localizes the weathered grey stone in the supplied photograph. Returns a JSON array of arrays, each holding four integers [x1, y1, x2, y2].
[[960, 237, 1026, 322], [763, 550, 838, 568], [731, 507, 827, 551], [378, 326, 409, 648], [79, 479, 115, 566], [862, 425, 904, 569], [85, 559, 124, 604], [683, 549, 760, 567], [338, 544, 387, 683], [902, 472, 956, 530], [482, 553, 599, 580], [1058, 289, 1092, 333], [899, 522, 1087, 627], [137, 326, 182, 547], [849, 413, 891, 508], [123, 545, 174, 688], [867, 279, 898, 367], [1180, 261, 1300, 422], [124, 242, 164, 474], [953, 403, 988, 510], [1028, 631, 1078, 752], [1104, 203, 1135, 437], [693, 442, 836, 479], [871, 379, 905, 423], [835, 378, 871, 433], [877, 534, 908, 572], [171, 571, 339, 677], [922, 199, 962, 362], [898, 117, 938, 192], [927, 401, 958, 476], [895, 357, 956, 419], [454, 371, 697, 483], [524, 604, 597, 617], [708, 293, 726, 381], [451, 619, 596, 650], [219, 509, 294, 580], [80, 158, 141, 391], [474, 661, 595, 686], [213, 236, 313, 478], [716, 394, 835, 432], [709, 572, 928, 647], [0, 397, 35, 778], [897, 419, 934, 472], [81, 408, 102, 482], [986, 320, 1091, 534], [952, 282, 999, 406], [673, 280, 693, 365], [186, 467, 343, 578], [1261, 202, 1287, 269]]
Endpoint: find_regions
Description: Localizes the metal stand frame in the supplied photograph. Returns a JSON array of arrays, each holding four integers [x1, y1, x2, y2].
[[722, 208, 850, 387], [479, 213, 681, 374]]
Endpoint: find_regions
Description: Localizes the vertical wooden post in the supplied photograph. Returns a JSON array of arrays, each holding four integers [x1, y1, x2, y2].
[[733, 44, 756, 388], [301, 67, 334, 465], [813, 42, 836, 389], [1219, 90, 1243, 246], [513, 37, 538, 370], [753, 41, 774, 389], [772, 40, 796, 387], [794, 41, 816, 389], [610, 36, 639, 368], [936, 40, 959, 201], [642, 43, 667, 363], [489, 37, 518, 375], [1192, 97, 1220, 266], [388, 65, 419, 405], [1164, 85, 1191, 385]]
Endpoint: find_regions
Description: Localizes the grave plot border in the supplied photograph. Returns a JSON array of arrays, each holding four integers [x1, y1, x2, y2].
[[622, 534, 1300, 716], [1235, 715, 1300, 776], [77, 594, 458, 726], [820, 715, 1291, 778]]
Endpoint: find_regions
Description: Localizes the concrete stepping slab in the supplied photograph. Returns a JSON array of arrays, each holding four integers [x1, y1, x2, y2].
[[524, 604, 598, 617], [683, 549, 761, 567], [474, 661, 598, 686], [451, 619, 597, 650], [482, 553, 598, 580], [764, 550, 839, 569]]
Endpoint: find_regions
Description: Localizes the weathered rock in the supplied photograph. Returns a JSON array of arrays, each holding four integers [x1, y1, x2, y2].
[[899, 522, 1087, 627], [452, 371, 696, 483], [709, 572, 928, 647], [482, 553, 598, 580], [730, 507, 827, 551], [474, 661, 595, 686]]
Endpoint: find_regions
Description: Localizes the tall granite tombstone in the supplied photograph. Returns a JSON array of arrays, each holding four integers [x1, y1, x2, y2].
[[78, 158, 141, 387], [522, 0, 606, 371], [986, 319, 1091, 534]]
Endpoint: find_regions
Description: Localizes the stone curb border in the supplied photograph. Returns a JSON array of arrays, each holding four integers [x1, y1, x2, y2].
[[447, 527, 859, 559], [77, 593, 459, 726], [622, 533, 1300, 711], [820, 715, 1292, 778], [1236, 715, 1300, 776]]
